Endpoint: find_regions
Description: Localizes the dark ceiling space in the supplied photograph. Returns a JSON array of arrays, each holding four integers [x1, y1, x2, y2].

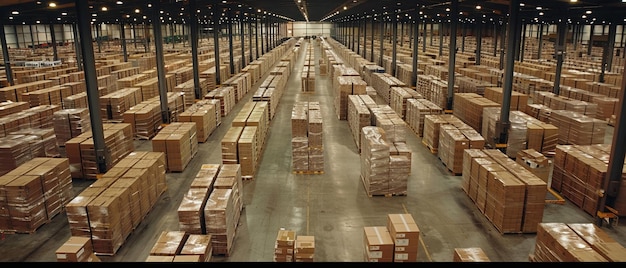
[[0, 0, 624, 25]]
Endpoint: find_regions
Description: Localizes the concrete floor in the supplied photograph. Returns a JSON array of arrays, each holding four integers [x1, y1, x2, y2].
[[1, 38, 625, 262]]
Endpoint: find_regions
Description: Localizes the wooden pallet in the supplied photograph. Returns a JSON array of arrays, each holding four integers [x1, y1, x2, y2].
[[292, 170, 324, 175], [368, 192, 407, 197], [421, 140, 437, 154]]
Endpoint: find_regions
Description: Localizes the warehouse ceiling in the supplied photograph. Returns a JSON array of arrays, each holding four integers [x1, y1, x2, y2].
[[0, 0, 624, 25]]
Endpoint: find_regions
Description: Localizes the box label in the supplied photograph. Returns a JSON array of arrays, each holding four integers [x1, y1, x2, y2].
[[395, 238, 409, 246], [395, 253, 409, 260], [368, 251, 383, 259]]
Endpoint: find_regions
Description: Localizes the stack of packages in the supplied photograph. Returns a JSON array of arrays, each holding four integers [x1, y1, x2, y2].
[[146, 231, 213, 262], [151, 122, 198, 172], [453, 248, 491, 262], [291, 102, 324, 173], [0, 158, 73, 233], [274, 229, 296, 262], [360, 126, 411, 196], [387, 214, 420, 262], [295, 235, 315, 262], [178, 164, 220, 234], [530, 223, 626, 262], [55, 236, 101, 262], [204, 188, 237, 256], [360, 126, 390, 196], [52, 108, 91, 148], [363, 226, 394, 262]]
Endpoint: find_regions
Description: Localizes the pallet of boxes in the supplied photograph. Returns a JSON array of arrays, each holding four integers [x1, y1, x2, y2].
[[274, 229, 296, 262], [364, 213, 420, 262]]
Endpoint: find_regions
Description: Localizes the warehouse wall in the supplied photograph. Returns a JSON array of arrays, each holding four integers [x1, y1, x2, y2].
[[287, 21, 331, 37]]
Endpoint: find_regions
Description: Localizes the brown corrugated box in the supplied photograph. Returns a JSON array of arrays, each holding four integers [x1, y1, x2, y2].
[[363, 226, 394, 262]]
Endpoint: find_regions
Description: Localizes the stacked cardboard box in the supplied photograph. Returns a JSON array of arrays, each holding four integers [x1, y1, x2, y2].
[[205, 188, 237, 256], [531, 223, 609, 262], [482, 107, 559, 157], [149, 231, 188, 257], [334, 74, 367, 120], [56, 236, 100, 262], [178, 100, 219, 143], [416, 75, 457, 109], [548, 110, 605, 145], [65, 123, 134, 179], [291, 102, 324, 173], [204, 86, 235, 117], [52, 108, 91, 147], [295, 235, 315, 262], [100, 88, 142, 122], [551, 144, 617, 215], [453, 248, 491, 262], [405, 98, 443, 137], [370, 105, 408, 144], [0, 157, 72, 233], [370, 72, 406, 104], [62, 92, 88, 109], [387, 214, 420, 262], [463, 149, 547, 234], [363, 226, 394, 262], [347, 95, 374, 151], [516, 149, 551, 183], [6, 128, 59, 158], [177, 187, 211, 234], [389, 87, 423, 120], [215, 164, 244, 213], [438, 124, 485, 174], [453, 93, 501, 134], [152, 122, 198, 172], [360, 126, 391, 196], [221, 126, 243, 165], [422, 114, 469, 153], [274, 229, 296, 262], [65, 152, 166, 255], [483, 87, 529, 111]]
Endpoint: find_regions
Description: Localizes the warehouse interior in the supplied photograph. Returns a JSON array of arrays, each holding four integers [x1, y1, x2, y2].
[[0, 0, 625, 263]]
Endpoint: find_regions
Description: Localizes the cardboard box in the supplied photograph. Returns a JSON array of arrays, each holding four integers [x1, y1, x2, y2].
[[56, 236, 93, 262], [363, 226, 394, 262]]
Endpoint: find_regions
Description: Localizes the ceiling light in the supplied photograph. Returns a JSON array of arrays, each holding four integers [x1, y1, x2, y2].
[[476, 5, 481, 10], [101, 7, 108, 11], [61, 12, 67, 15], [536, 6, 542, 10], [570, 0, 577, 2], [49, 2, 56, 7], [36, 20, 40, 23], [135, 9, 140, 13], [520, 3, 525, 6], [116, 1, 123, 4], [586, 10, 592, 14], [539, 12, 544, 15], [344, 6, 347, 10], [11, 11, 19, 15]]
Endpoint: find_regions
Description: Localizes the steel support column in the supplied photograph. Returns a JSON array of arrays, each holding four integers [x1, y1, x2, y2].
[[214, 7, 222, 85], [411, 6, 420, 88], [0, 21, 14, 86], [379, 14, 384, 67], [497, 0, 522, 146], [255, 14, 259, 59], [120, 23, 128, 62], [606, 23, 617, 73], [228, 7, 235, 75], [597, 62, 626, 221], [446, 0, 458, 111], [150, 0, 171, 124], [391, 8, 398, 77], [357, 18, 361, 55], [248, 12, 253, 63], [553, 21, 567, 95], [240, 7, 246, 69], [588, 24, 594, 55], [461, 23, 466, 52], [72, 23, 82, 71], [370, 15, 374, 62], [50, 24, 58, 61], [537, 23, 544, 59], [75, 0, 109, 174], [189, 0, 202, 99], [476, 23, 482, 65]]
